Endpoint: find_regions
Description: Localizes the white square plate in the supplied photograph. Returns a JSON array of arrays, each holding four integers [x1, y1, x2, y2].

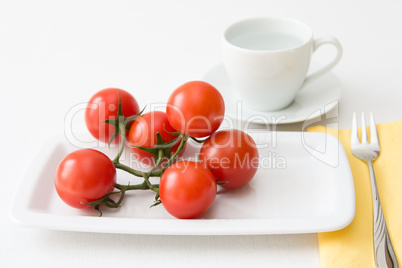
[[11, 131, 355, 235]]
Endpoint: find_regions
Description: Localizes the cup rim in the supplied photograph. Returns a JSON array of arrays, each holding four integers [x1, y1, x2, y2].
[[223, 16, 313, 53]]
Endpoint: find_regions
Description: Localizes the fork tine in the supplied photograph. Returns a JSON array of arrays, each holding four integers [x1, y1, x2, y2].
[[370, 112, 379, 145], [361, 112, 368, 144], [351, 112, 359, 144]]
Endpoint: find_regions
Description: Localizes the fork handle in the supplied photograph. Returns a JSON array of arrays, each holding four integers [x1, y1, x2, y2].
[[367, 160, 399, 268]]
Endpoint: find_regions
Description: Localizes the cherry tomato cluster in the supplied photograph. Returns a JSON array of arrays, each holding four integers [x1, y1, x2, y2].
[[55, 81, 259, 219]]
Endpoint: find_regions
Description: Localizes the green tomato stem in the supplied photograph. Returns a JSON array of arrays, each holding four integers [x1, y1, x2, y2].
[[93, 121, 189, 214], [115, 181, 150, 191], [151, 134, 189, 177], [114, 162, 148, 178], [112, 122, 127, 164], [86, 99, 194, 214], [143, 149, 164, 193]]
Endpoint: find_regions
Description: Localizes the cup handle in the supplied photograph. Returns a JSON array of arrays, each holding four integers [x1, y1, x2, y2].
[[303, 36, 343, 87]]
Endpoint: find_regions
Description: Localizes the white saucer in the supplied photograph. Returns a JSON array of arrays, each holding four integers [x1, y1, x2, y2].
[[202, 62, 341, 124]]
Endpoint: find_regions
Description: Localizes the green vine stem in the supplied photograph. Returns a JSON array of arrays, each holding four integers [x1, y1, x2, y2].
[[115, 181, 149, 191], [113, 162, 149, 178], [153, 134, 189, 176], [142, 149, 164, 193], [86, 99, 190, 214], [112, 122, 127, 164]]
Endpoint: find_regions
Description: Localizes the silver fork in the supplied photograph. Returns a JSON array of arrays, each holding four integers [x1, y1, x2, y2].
[[351, 112, 399, 268]]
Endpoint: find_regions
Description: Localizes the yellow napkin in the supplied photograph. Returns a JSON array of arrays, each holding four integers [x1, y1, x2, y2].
[[309, 121, 402, 268]]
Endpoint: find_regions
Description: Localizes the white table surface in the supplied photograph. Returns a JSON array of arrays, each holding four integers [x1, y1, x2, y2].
[[1, 0, 402, 267]]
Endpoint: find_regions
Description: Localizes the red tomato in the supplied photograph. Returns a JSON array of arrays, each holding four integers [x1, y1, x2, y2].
[[200, 129, 259, 189], [55, 149, 116, 209], [159, 160, 217, 219], [127, 111, 185, 166], [166, 81, 225, 138], [85, 88, 140, 144]]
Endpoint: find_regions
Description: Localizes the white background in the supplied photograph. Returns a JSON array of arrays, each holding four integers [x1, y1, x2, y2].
[[1, 0, 402, 267]]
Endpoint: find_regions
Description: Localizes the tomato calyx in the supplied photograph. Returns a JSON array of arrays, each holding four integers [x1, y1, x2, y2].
[[103, 95, 145, 164], [130, 132, 182, 166], [82, 181, 150, 216], [103, 94, 145, 146], [82, 189, 126, 217], [161, 124, 182, 137]]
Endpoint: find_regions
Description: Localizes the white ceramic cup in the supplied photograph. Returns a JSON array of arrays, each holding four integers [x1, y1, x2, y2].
[[222, 17, 343, 111]]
